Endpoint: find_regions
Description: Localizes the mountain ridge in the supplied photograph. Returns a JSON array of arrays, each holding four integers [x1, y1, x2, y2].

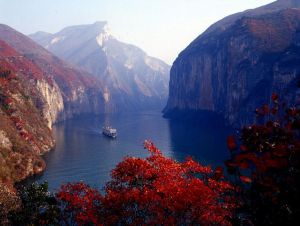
[[29, 21, 170, 112]]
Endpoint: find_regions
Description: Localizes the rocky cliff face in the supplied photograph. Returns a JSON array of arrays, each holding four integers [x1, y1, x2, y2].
[[29, 22, 170, 111], [0, 41, 54, 184], [35, 79, 64, 128], [164, 0, 300, 126]]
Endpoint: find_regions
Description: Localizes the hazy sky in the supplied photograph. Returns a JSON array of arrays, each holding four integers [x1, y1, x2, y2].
[[0, 0, 275, 64]]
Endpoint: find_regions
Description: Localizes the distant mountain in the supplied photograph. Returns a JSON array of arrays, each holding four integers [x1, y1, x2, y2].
[[29, 22, 170, 111], [164, 0, 300, 126]]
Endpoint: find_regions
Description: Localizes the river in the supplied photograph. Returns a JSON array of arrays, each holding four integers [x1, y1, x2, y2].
[[36, 111, 233, 191]]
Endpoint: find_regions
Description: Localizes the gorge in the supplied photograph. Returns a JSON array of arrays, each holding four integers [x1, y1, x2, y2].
[[1, 0, 300, 210], [0, 22, 169, 189], [1, 0, 300, 224]]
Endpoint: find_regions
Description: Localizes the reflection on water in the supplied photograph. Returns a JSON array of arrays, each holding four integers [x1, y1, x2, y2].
[[36, 111, 232, 191], [168, 118, 232, 165]]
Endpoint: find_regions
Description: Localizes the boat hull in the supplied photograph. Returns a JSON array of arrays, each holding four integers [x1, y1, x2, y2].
[[102, 131, 117, 138]]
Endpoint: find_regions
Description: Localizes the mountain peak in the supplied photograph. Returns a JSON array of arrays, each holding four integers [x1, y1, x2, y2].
[[54, 21, 109, 37], [91, 21, 109, 32], [64, 21, 112, 38], [95, 22, 112, 47], [34, 31, 52, 36]]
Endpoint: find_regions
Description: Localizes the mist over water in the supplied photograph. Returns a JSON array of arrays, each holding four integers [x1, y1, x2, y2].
[[36, 111, 232, 191]]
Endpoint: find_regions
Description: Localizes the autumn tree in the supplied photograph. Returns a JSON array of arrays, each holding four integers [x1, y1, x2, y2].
[[57, 141, 237, 226], [57, 182, 102, 225]]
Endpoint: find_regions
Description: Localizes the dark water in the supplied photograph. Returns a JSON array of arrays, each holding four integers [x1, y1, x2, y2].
[[36, 111, 233, 191]]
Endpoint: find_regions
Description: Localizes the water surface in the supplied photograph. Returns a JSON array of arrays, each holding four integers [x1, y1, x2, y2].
[[37, 111, 232, 191]]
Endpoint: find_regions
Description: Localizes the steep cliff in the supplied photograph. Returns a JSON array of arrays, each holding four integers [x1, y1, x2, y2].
[[35, 79, 64, 128], [0, 40, 54, 185], [29, 22, 170, 111], [164, 0, 300, 125]]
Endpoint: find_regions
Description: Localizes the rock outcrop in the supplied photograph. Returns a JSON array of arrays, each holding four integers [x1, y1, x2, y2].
[[164, 0, 300, 126], [35, 79, 64, 128], [29, 22, 170, 111]]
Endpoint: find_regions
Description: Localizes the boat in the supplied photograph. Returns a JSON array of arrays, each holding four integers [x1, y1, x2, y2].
[[102, 126, 117, 138]]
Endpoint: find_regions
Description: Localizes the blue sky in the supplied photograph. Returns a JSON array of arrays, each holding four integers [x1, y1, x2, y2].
[[0, 0, 275, 64]]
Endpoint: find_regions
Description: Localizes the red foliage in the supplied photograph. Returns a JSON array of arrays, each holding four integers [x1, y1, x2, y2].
[[57, 141, 238, 225], [239, 175, 252, 183], [57, 182, 103, 226], [227, 135, 237, 151], [271, 92, 279, 101]]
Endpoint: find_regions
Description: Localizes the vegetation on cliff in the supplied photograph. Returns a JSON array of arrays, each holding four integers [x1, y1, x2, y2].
[[0, 52, 54, 185]]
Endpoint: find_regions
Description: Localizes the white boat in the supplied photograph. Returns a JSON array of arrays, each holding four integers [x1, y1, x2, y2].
[[102, 126, 117, 138]]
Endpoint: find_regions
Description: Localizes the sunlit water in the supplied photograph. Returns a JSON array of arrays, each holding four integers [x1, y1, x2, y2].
[[35, 111, 233, 191]]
